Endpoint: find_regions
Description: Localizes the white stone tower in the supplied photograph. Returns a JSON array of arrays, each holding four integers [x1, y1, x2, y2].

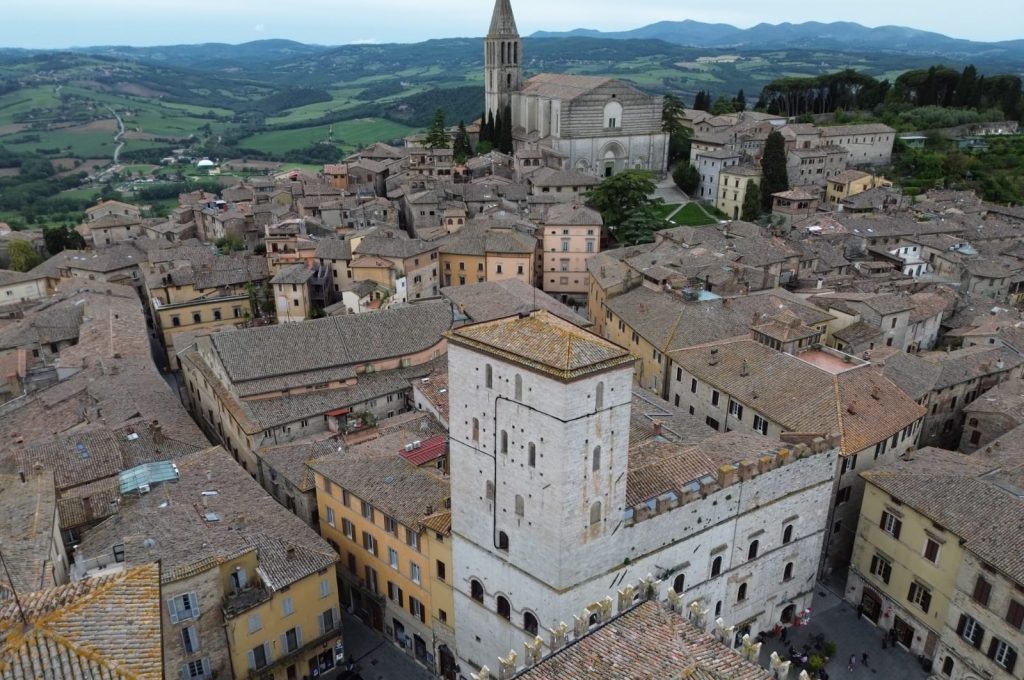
[[446, 311, 635, 669], [484, 0, 522, 122]]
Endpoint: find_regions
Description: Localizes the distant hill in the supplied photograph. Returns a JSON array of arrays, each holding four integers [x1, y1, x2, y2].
[[532, 20, 1024, 62], [71, 39, 332, 68]]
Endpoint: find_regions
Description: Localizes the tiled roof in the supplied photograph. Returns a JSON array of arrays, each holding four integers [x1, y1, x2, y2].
[[447, 310, 633, 381], [441, 279, 589, 327], [413, 368, 449, 423], [828, 169, 872, 184], [670, 339, 923, 455], [210, 300, 452, 384], [419, 510, 451, 535], [256, 439, 342, 492], [627, 432, 795, 506], [400, 434, 447, 466], [0, 472, 59, 598], [543, 202, 602, 226], [526, 167, 601, 188], [314, 237, 352, 261], [77, 447, 337, 589], [819, 123, 895, 136], [862, 440, 1024, 583], [270, 263, 314, 284], [629, 387, 713, 448], [311, 455, 449, 531], [963, 376, 1024, 422], [515, 599, 772, 680], [348, 411, 447, 460], [832, 320, 882, 346], [0, 563, 163, 680]]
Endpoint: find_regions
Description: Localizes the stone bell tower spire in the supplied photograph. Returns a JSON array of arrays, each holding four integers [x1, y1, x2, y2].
[[484, 0, 522, 121]]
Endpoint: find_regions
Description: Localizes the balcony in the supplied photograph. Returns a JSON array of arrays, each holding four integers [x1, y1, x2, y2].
[[247, 627, 343, 680], [223, 584, 271, 618]]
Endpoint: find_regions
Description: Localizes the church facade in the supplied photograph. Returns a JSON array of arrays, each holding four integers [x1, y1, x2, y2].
[[484, 0, 670, 176]]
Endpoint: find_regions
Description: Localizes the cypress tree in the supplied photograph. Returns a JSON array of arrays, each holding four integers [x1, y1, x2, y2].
[[500, 104, 514, 153], [760, 131, 788, 211]]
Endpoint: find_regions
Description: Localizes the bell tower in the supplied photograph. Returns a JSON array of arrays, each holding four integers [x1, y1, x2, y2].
[[484, 0, 522, 121]]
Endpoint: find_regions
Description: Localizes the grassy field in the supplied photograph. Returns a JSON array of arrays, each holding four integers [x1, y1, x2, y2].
[[669, 203, 717, 226], [653, 203, 681, 220], [239, 118, 416, 154]]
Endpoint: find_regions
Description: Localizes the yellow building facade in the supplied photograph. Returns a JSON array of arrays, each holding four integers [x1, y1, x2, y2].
[[312, 456, 457, 678], [826, 170, 892, 205], [715, 166, 761, 221]]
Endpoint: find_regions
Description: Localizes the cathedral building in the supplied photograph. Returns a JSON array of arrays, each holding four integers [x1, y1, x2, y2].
[[446, 310, 839, 674], [484, 0, 670, 177]]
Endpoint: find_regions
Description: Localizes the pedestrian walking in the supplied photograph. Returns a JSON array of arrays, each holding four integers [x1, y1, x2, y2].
[[881, 633, 887, 650], [848, 654, 857, 671], [862, 652, 869, 667], [780, 626, 788, 643]]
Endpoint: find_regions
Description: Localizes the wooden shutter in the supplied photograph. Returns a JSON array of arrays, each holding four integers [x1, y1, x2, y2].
[[956, 614, 966, 636], [319, 612, 325, 636], [1007, 600, 1024, 629], [264, 641, 273, 664], [892, 518, 902, 539], [1004, 647, 1017, 674], [973, 577, 991, 605], [247, 649, 256, 670], [189, 591, 200, 618], [187, 625, 200, 652], [181, 663, 189, 680], [296, 625, 302, 647], [972, 623, 985, 649], [988, 638, 998, 660], [167, 597, 180, 624], [920, 588, 931, 613]]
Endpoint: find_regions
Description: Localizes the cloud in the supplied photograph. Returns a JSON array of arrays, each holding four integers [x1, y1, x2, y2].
[[348, 38, 379, 45], [253, 24, 265, 33]]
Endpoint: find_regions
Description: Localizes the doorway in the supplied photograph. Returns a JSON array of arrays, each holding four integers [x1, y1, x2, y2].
[[893, 615, 914, 649], [780, 604, 797, 624], [860, 588, 882, 624]]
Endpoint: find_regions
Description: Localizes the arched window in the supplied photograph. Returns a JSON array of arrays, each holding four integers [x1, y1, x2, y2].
[[595, 381, 604, 410], [711, 555, 723, 577], [589, 501, 602, 526], [784, 562, 794, 581], [603, 101, 623, 129], [941, 657, 954, 676], [592, 445, 601, 472], [715, 600, 722, 616], [471, 579, 484, 603], [472, 418, 480, 442], [497, 595, 511, 620], [527, 442, 536, 468], [673, 573, 685, 594], [514, 374, 522, 400], [783, 524, 794, 544], [485, 364, 492, 388], [485, 480, 494, 501], [498, 531, 509, 550], [507, 73, 512, 88], [513, 42, 518, 64], [523, 611, 538, 635], [737, 583, 748, 602], [515, 494, 525, 517], [748, 540, 759, 560], [500, 430, 508, 454]]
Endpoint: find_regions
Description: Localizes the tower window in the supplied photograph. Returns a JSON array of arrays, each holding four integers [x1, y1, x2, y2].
[[497, 531, 509, 551], [673, 573, 685, 594], [471, 579, 484, 603], [524, 611, 538, 635], [515, 374, 522, 400], [590, 501, 602, 526], [748, 540, 759, 560], [711, 555, 722, 577], [485, 364, 493, 388], [500, 430, 508, 454], [472, 418, 480, 442], [595, 381, 604, 410], [527, 442, 536, 467], [737, 583, 748, 602], [592, 445, 601, 472], [497, 595, 511, 620], [515, 494, 525, 517]]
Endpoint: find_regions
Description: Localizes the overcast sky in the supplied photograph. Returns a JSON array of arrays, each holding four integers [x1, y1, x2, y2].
[[1, 0, 1018, 48]]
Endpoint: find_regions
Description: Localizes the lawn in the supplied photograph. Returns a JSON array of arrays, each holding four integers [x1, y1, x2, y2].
[[653, 203, 681, 220], [669, 203, 717, 226]]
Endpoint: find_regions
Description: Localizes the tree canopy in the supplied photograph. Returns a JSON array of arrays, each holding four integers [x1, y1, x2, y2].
[[586, 170, 664, 244], [741, 180, 762, 222], [8, 239, 43, 273], [425, 108, 450, 149], [760, 131, 789, 211]]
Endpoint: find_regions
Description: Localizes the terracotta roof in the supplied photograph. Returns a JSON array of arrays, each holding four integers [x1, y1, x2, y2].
[[256, 439, 342, 492], [447, 310, 633, 381], [828, 169, 872, 184], [0, 472, 59, 598], [0, 563, 163, 680], [861, 439, 1024, 583], [400, 434, 447, 466], [543, 202, 602, 226], [413, 369, 449, 423], [310, 455, 449, 531], [76, 447, 337, 589], [670, 339, 924, 455], [419, 510, 451, 535], [516, 599, 772, 680], [441, 279, 589, 327], [963, 376, 1024, 422], [209, 300, 452, 384]]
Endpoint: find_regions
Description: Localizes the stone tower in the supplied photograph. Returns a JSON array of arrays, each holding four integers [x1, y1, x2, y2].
[[484, 0, 522, 121], [446, 311, 634, 667]]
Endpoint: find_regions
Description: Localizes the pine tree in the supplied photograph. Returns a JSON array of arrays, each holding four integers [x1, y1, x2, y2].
[[425, 108, 449, 149], [734, 89, 746, 111], [760, 131, 788, 211], [453, 120, 472, 163], [741, 180, 762, 222]]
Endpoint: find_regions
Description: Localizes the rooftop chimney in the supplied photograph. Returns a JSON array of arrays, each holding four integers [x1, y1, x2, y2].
[[740, 360, 749, 377]]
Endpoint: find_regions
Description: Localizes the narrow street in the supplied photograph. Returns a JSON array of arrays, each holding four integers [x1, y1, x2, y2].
[[339, 612, 435, 680]]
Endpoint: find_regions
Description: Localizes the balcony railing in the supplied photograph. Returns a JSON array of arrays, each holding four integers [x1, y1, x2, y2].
[[223, 584, 271, 618]]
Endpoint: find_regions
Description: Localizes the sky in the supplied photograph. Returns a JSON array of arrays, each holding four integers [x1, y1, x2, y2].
[[0, 0, 1019, 48]]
